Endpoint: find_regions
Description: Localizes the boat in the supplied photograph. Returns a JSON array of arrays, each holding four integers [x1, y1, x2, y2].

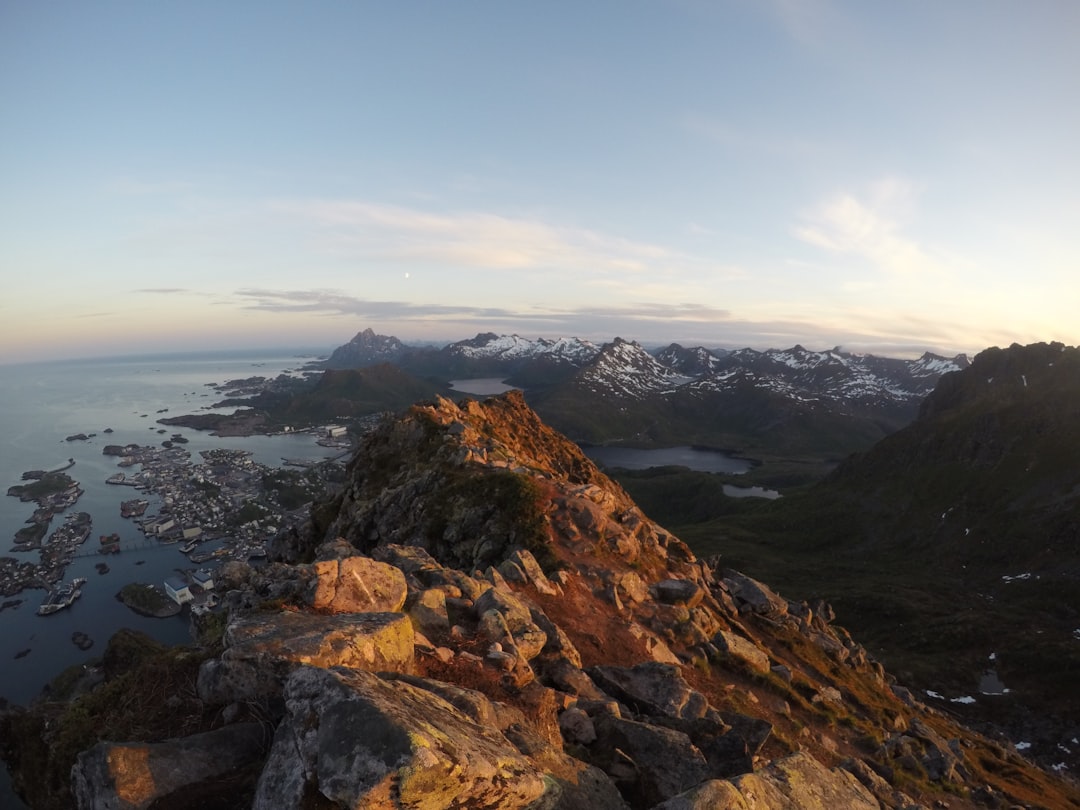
[[37, 577, 87, 616]]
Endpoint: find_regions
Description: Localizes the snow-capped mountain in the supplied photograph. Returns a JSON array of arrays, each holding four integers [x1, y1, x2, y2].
[[574, 338, 691, 400], [654, 343, 729, 376], [446, 333, 598, 364], [659, 343, 968, 408]]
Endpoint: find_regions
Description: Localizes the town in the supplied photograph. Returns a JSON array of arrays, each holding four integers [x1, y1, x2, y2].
[[1, 430, 349, 612]]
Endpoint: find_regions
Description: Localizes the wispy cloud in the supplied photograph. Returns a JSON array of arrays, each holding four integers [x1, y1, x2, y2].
[[271, 199, 696, 276], [233, 288, 730, 326], [793, 179, 942, 275], [136, 288, 193, 295]]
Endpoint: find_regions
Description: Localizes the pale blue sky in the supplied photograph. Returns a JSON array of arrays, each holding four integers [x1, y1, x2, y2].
[[2, 1, 1078, 363]]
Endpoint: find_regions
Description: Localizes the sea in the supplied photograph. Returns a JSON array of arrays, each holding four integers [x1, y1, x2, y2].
[[0, 348, 341, 807]]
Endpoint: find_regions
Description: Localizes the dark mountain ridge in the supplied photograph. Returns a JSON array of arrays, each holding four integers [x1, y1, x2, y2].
[[666, 341, 1080, 775]]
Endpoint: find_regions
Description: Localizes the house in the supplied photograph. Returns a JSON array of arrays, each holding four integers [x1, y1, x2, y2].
[[192, 569, 214, 591], [164, 576, 193, 605], [325, 425, 348, 439]]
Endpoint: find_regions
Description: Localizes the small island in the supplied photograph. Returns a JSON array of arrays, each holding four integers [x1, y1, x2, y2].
[[116, 583, 181, 617]]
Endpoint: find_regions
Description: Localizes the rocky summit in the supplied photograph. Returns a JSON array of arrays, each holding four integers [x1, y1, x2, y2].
[[3, 391, 1079, 809]]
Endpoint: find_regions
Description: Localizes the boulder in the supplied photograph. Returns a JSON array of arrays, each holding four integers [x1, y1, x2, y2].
[[712, 630, 770, 674], [72, 723, 267, 810], [408, 587, 451, 639], [591, 715, 711, 809], [586, 662, 709, 720], [309, 555, 407, 614], [508, 547, 560, 595], [252, 666, 547, 810], [198, 611, 414, 703], [650, 780, 749, 809], [475, 586, 548, 660], [721, 571, 789, 618], [728, 751, 878, 809], [655, 579, 704, 608]]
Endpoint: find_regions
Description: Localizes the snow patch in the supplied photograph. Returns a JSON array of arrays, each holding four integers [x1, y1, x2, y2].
[[925, 689, 944, 700], [950, 695, 977, 704], [1016, 741, 1032, 750], [1001, 572, 1033, 583]]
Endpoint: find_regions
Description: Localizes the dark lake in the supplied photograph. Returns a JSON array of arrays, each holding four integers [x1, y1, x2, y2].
[[581, 445, 753, 475]]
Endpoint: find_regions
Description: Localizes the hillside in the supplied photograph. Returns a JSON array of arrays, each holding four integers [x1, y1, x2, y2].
[[3, 390, 1076, 809], [659, 342, 1080, 774]]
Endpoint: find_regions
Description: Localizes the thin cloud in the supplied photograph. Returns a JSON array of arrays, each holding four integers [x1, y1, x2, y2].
[[234, 288, 730, 325], [271, 199, 686, 275], [793, 181, 941, 275], [137, 288, 193, 294]]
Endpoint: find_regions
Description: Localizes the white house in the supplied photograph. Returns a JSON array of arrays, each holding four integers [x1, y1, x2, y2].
[[192, 569, 215, 590], [164, 576, 193, 605]]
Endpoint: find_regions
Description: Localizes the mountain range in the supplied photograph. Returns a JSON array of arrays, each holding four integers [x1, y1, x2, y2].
[[315, 329, 969, 464]]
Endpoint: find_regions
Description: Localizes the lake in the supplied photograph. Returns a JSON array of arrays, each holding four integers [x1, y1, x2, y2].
[[581, 445, 754, 475], [448, 378, 518, 396]]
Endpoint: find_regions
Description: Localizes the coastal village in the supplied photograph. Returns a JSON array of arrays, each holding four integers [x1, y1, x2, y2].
[[1, 423, 350, 622]]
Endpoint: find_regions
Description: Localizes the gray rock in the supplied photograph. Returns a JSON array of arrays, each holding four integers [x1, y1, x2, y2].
[[655, 579, 703, 608], [198, 611, 414, 703], [650, 779, 749, 809], [509, 547, 560, 595], [475, 585, 548, 660], [712, 630, 770, 674], [252, 666, 547, 809], [308, 555, 407, 613], [408, 587, 450, 638], [591, 715, 711, 809], [72, 723, 267, 810], [721, 571, 789, 618], [587, 662, 709, 720], [728, 751, 878, 809]]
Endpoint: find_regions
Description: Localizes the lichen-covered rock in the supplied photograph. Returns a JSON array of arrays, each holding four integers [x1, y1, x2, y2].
[[650, 779, 750, 810], [712, 630, 770, 674], [72, 723, 267, 810], [197, 611, 414, 703], [475, 585, 548, 660], [309, 555, 408, 613], [252, 666, 548, 810], [727, 751, 878, 809]]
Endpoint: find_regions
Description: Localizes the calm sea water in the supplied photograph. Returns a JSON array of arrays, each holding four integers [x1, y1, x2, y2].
[[0, 350, 337, 698]]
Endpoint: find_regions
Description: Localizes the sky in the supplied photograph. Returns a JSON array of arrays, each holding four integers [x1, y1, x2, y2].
[[2, 1, 1078, 364]]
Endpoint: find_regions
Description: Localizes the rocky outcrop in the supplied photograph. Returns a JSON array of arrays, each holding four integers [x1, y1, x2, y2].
[[6, 392, 1077, 810], [72, 724, 268, 810], [651, 752, 879, 810], [252, 666, 549, 810]]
